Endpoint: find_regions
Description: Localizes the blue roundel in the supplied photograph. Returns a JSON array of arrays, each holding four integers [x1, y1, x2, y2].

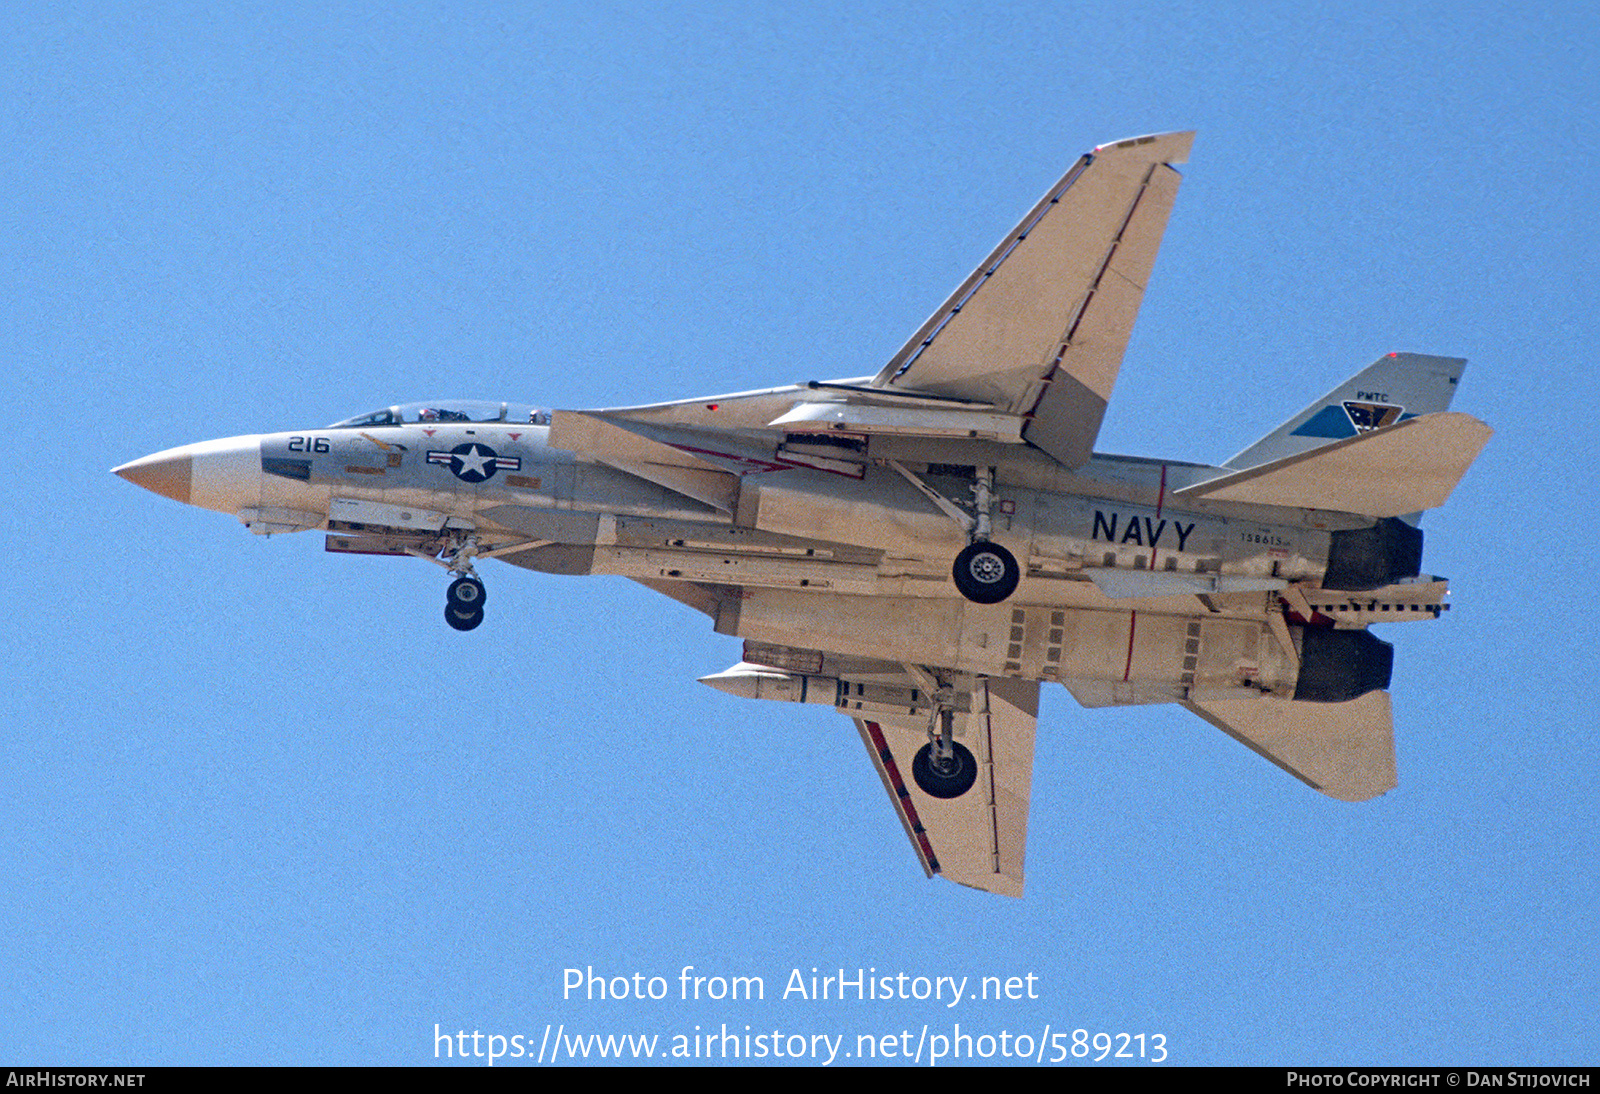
[[427, 442, 520, 483]]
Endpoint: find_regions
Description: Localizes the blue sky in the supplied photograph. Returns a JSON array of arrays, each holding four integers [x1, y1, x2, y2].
[[4, 0, 1596, 1066]]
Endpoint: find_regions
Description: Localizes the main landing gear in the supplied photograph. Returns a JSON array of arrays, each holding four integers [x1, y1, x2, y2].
[[950, 465, 1020, 604], [954, 464, 1020, 603], [909, 681, 978, 800], [887, 460, 1022, 606], [913, 739, 978, 798], [951, 540, 1020, 605]]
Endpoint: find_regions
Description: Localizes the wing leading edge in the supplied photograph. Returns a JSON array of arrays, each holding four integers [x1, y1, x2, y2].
[[872, 131, 1194, 468]]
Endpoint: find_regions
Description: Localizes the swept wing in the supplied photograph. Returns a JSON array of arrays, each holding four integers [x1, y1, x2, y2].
[[871, 131, 1194, 467], [850, 675, 1038, 897]]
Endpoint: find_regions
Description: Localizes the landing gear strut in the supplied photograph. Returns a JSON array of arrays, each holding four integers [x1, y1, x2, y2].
[[952, 466, 1018, 604], [441, 533, 486, 632], [887, 460, 1022, 606]]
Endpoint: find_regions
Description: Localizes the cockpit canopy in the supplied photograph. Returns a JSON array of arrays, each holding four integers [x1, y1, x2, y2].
[[327, 401, 551, 429]]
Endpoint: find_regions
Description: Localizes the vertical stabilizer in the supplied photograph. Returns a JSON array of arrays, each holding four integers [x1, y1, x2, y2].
[[1225, 353, 1467, 469]]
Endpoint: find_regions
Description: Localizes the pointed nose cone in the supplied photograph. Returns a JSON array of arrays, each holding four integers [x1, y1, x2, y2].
[[114, 450, 192, 504], [113, 436, 264, 515], [698, 667, 764, 700]]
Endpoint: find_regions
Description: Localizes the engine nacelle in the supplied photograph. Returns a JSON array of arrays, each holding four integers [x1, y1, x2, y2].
[[1324, 517, 1424, 591], [1294, 627, 1394, 703]]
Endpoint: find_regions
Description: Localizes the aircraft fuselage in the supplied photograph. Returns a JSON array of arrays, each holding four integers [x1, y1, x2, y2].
[[116, 399, 1435, 710]]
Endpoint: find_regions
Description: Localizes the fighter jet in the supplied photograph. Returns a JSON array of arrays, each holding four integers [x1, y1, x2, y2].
[[115, 131, 1491, 897]]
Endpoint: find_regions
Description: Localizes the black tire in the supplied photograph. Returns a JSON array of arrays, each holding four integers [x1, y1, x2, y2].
[[448, 577, 486, 609], [912, 741, 979, 799], [952, 541, 1020, 604], [445, 604, 484, 632]]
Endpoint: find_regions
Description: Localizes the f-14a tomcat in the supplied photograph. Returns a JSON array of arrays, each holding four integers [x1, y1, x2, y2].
[[116, 131, 1491, 896]]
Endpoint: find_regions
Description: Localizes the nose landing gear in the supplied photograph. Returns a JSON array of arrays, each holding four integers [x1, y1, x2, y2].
[[405, 527, 500, 632], [445, 575, 486, 631], [440, 533, 486, 632]]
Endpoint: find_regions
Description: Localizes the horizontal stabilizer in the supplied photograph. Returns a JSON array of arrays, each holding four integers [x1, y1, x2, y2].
[[1173, 412, 1491, 517], [1183, 690, 1396, 802]]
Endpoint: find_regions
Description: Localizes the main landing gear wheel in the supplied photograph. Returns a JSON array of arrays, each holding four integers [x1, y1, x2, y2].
[[952, 541, 1020, 604], [912, 741, 978, 799], [448, 577, 486, 609], [445, 604, 484, 631]]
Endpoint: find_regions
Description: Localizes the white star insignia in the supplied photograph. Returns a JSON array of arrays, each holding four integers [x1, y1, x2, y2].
[[454, 445, 493, 477]]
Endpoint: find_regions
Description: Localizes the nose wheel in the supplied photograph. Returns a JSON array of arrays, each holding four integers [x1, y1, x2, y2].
[[445, 576, 486, 631]]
